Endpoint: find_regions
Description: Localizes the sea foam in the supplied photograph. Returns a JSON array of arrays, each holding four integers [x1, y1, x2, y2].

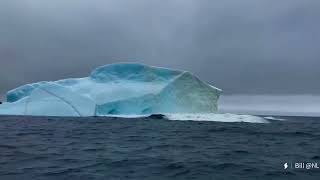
[[104, 113, 269, 123]]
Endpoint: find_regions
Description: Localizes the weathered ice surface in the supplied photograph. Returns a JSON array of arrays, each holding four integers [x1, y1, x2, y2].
[[0, 63, 221, 117]]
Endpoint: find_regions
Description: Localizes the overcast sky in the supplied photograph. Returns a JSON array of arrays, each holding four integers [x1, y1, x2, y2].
[[0, 0, 320, 101]]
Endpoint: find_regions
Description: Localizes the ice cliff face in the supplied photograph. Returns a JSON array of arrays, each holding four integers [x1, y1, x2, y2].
[[0, 63, 222, 117]]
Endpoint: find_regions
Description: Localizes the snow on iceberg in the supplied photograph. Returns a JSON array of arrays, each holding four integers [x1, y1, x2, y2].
[[0, 63, 222, 117]]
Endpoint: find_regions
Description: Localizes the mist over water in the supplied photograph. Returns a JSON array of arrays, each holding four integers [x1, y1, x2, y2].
[[219, 95, 320, 116], [2, 94, 320, 116]]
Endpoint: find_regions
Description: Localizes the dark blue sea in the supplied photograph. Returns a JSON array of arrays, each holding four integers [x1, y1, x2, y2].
[[0, 115, 320, 180]]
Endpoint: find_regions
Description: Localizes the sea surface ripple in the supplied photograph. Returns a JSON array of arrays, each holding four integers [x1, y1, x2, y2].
[[0, 116, 320, 180]]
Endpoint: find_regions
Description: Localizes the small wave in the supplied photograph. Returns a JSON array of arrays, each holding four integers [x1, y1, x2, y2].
[[263, 116, 286, 121]]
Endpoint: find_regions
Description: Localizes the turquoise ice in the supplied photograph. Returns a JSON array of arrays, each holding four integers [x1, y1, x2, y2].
[[0, 63, 222, 117]]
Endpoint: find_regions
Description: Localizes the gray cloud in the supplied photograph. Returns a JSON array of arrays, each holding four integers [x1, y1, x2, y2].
[[1, 0, 320, 101]]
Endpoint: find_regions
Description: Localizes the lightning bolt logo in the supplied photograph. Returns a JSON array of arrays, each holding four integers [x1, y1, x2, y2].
[[284, 163, 288, 169]]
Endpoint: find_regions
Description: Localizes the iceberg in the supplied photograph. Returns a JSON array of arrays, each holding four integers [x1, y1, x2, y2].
[[0, 63, 222, 117]]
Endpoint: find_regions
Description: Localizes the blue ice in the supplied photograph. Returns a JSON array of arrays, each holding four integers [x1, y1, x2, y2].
[[0, 63, 221, 117]]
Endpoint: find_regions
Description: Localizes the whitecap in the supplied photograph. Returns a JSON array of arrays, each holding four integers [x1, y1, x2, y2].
[[101, 113, 268, 123], [165, 113, 269, 123], [263, 116, 286, 121]]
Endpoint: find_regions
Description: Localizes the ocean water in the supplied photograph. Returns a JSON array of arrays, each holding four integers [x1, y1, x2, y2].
[[0, 116, 320, 180]]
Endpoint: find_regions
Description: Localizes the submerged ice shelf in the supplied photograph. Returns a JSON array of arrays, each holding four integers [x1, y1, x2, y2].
[[0, 63, 222, 117]]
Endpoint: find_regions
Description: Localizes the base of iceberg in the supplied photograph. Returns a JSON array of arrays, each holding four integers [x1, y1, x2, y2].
[[0, 113, 269, 123], [111, 113, 269, 123]]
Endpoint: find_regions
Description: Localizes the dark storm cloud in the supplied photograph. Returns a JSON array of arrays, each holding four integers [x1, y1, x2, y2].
[[0, 0, 320, 101]]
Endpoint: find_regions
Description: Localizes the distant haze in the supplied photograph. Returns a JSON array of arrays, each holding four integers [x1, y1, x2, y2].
[[1, 0, 320, 101], [219, 95, 320, 116]]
